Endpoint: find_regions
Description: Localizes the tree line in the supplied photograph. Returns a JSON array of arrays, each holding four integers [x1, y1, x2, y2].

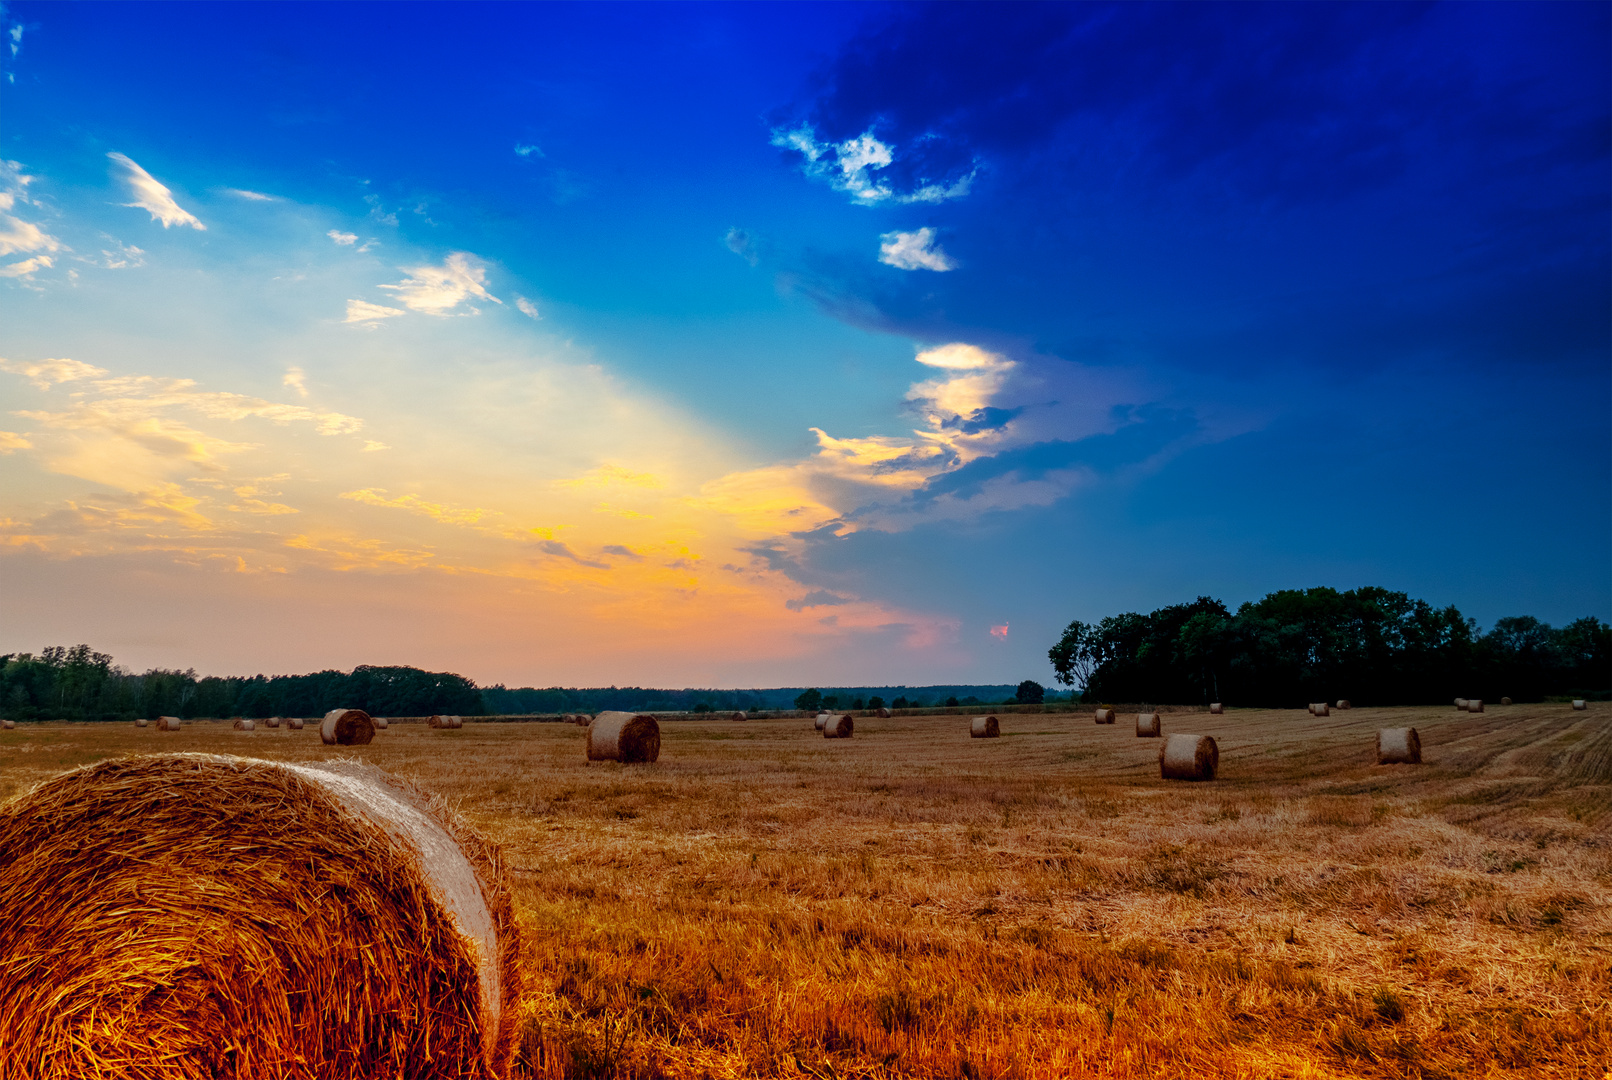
[[1048, 587, 1610, 707]]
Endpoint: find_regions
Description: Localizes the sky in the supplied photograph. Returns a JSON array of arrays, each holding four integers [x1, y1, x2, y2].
[[0, 2, 1606, 688]]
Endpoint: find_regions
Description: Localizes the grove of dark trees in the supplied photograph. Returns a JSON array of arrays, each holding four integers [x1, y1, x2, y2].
[[1048, 587, 1610, 707]]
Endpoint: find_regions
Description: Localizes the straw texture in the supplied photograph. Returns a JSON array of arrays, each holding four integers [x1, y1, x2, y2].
[[1136, 712, 1161, 738], [0, 753, 520, 1079], [1159, 734, 1219, 781], [322, 709, 375, 746], [587, 712, 661, 763], [969, 715, 999, 739], [1094, 708, 1115, 725], [821, 714, 854, 739], [1376, 727, 1422, 765]]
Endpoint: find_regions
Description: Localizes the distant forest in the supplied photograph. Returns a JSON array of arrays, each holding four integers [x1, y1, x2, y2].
[[0, 647, 1036, 722], [1049, 587, 1610, 707]]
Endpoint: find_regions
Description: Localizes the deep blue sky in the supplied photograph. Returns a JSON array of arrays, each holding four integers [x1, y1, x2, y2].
[[0, 3, 1606, 685]]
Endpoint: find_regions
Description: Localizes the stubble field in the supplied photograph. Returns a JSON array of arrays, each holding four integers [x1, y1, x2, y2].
[[0, 703, 1608, 1079]]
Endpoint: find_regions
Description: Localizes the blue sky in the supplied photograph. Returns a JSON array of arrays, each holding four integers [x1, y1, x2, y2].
[[0, 2, 1606, 686]]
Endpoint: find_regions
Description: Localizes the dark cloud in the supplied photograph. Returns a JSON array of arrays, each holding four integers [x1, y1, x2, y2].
[[785, 589, 852, 612], [534, 539, 609, 569]]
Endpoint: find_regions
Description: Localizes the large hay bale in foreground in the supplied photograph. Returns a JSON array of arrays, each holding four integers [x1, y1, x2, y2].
[[287, 717, 305, 730], [232, 718, 255, 732], [1136, 712, 1161, 738], [970, 715, 999, 739], [156, 716, 181, 732], [1573, 699, 1587, 710], [587, 712, 661, 763], [822, 714, 854, 739], [1376, 727, 1422, 765], [322, 709, 375, 746], [1094, 708, 1115, 725], [0, 754, 519, 1078], [1209, 702, 1224, 715], [1159, 733, 1218, 781], [428, 715, 464, 730]]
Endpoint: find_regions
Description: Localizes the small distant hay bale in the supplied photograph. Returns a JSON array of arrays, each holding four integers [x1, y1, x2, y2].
[[875, 707, 892, 718], [1209, 702, 1224, 715], [576, 714, 592, 726], [587, 711, 661, 763], [1500, 697, 1512, 706], [1136, 712, 1161, 738], [1094, 708, 1115, 725], [822, 714, 854, 739], [1308, 703, 1330, 717], [265, 716, 282, 728], [374, 717, 389, 731], [134, 718, 148, 728], [322, 708, 375, 746], [1377, 727, 1422, 765], [730, 711, 747, 721], [156, 716, 181, 732], [427, 715, 464, 730], [970, 715, 999, 739], [1159, 733, 1218, 781], [1572, 699, 1587, 710], [815, 712, 830, 731], [1335, 700, 1352, 710], [287, 717, 305, 730], [1467, 699, 1483, 713], [1, 720, 14, 731], [0, 754, 520, 1076], [232, 718, 255, 732], [1455, 698, 1468, 710]]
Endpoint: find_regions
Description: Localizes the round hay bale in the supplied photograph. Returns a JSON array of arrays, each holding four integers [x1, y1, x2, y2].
[[1500, 697, 1512, 706], [287, 717, 305, 731], [822, 713, 854, 739], [1159, 733, 1218, 781], [0, 754, 519, 1076], [1376, 727, 1422, 765], [156, 716, 181, 732], [586, 711, 661, 763], [1455, 698, 1468, 710], [1335, 700, 1352, 710], [1467, 699, 1483, 713], [265, 716, 282, 728], [1310, 703, 1330, 717], [1136, 712, 1161, 738], [875, 707, 892, 718], [814, 712, 830, 731], [576, 714, 591, 727], [730, 711, 747, 721], [1, 720, 14, 731], [1208, 702, 1224, 715], [1572, 699, 1587, 710], [232, 718, 255, 732], [374, 717, 389, 731], [134, 718, 148, 728], [970, 715, 999, 739], [321, 709, 375, 746], [1094, 708, 1115, 725], [428, 715, 464, 730]]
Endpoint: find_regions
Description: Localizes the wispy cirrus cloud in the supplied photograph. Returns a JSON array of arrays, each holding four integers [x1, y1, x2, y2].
[[344, 298, 406, 325], [107, 152, 205, 230], [879, 228, 956, 271], [0, 254, 52, 279], [224, 188, 276, 201], [515, 296, 541, 319], [339, 487, 496, 527], [377, 252, 501, 315]]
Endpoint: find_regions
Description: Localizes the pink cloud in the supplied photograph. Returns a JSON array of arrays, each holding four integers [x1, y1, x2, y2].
[[990, 623, 1009, 640]]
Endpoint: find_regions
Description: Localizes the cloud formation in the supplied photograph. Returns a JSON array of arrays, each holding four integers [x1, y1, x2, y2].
[[515, 296, 540, 319], [107, 152, 205, 230], [327, 229, 357, 246], [771, 126, 975, 205], [724, 227, 759, 265], [344, 299, 406, 325], [879, 228, 956, 271], [0, 255, 52, 279], [377, 252, 500, 314]]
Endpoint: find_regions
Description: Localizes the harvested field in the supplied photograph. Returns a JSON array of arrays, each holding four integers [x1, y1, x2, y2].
[[0, 702, 1607, 1078]]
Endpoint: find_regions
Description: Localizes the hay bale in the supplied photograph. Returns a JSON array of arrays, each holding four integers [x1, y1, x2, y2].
[[1136, 712, 1161, 738], [1209, 702, 1224, 715], [1500, 697, 1512, 706], [1467, 699, 1483, 713], [322, 708, 375, 746], [1376, 727, 1421, 764], [374, 717, 389, 731], [134, 718, 148, 728], [232, 718, 255, 732], [1455, 698, 1468, 710], [586, 711, 661, 763], [427, 715, 464, 730], [1573, 699, 1587, 710], [1159, 733, 1218, 781], [1309, 703, 1330, 717], [814, 712, 830, 731], [1, 720, 14, 731], [265, 716, 282, 728], [0, 753, 520, 1075], [970, 715, 999, 739], [822, 713, 854, 739], [1336, 700, 1352, 710], [576, 714, 592, 726], [1094, 708, 1115, 725], [730, 712, 747, 721], [156, 716, 181, 732], [875, 707, 891, 718], [287, 717, 305, 731]]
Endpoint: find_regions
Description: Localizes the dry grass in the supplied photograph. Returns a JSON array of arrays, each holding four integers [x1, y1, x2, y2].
[[1, 703, 1608, 1078]]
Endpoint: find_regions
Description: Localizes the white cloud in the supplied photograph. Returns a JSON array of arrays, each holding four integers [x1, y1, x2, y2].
[[0, 254, 52, 278], [327, 229, 358, 246], [771, 126, 976, 206], [0, 431, 32, 453], [107, 152, 205, 230], [225, 189, 276, 201], [514, 144, 544, 158], [377, 252, 500, 315], [360, 440, 391, 452], [0, 357, 109, 389], [0, 207, 63, 257], [879, 228, 957, 272], [344, 299, 407, 325], [283, 367, 308, 397], [96, 240, 145, 269], [515, 296, 541, 320], [724, 227, 758, 266]]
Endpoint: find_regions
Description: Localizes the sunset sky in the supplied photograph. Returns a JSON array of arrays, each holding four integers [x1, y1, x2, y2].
[[0, 3, 1607, 687]]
